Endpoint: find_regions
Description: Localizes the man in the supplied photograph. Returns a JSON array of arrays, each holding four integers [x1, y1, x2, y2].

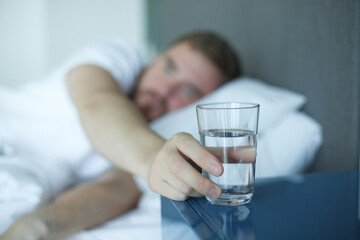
[[1, 32, 240, 239]]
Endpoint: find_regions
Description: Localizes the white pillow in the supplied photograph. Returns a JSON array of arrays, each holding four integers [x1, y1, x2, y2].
[[255, 111, 322, 177], [150, 78, 322, 176], [150, 77, 307, 138]]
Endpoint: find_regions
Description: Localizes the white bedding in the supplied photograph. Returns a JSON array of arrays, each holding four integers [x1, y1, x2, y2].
[[0, 75, 322, 239]]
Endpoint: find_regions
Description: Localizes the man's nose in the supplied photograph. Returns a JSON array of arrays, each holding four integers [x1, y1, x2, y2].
[[158, 80, 179, 98]]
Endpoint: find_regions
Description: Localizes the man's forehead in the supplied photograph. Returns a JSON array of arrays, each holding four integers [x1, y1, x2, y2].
[[166, 43, 224, 94]]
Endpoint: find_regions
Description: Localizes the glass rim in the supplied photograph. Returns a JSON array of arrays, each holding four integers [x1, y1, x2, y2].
[[196, 102, 260, 110]]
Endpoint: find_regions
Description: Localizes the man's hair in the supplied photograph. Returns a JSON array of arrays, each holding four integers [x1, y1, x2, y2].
[[170, 32, 241, 81]]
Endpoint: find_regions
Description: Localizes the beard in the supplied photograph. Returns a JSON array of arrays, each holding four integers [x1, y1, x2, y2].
[[133, 90, 167, 121]]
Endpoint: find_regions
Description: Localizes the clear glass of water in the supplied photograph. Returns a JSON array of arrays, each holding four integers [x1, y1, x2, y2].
[[196, 102, 260, 206]]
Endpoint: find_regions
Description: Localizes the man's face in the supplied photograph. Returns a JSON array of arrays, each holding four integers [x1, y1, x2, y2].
[[133, 42, 225, 121]]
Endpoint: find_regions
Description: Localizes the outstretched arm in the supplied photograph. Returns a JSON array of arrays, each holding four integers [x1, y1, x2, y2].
[[65, 64, 223, 201], [0, 169, 141, 240], [66, 64, 164, 180]]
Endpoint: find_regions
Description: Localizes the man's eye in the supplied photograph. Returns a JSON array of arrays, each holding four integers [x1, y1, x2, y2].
[[164, 64, 173, 75], [163, 57, 175, 75], [180, 86, 197, 99]]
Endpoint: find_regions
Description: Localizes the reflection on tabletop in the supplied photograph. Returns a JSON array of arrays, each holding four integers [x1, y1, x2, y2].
[[162, 171, 360, 240]]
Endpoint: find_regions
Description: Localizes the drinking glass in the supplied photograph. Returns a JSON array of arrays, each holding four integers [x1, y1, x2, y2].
[[196, 102, 260, 206]]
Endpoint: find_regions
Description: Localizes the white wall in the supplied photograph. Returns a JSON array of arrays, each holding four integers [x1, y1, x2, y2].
[[0, 0, 148, 87], [0, 0, 47, 86]]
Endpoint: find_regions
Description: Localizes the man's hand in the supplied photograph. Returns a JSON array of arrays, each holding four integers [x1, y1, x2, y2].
[[148, 132, 223, 201], [0, 214, 49, 240]]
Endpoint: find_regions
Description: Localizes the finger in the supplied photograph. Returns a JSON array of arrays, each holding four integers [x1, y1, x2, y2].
[[168, 153, 222, 199], [160, 164, 205, 198], [162, 170, 196, 196], [189, 191, 204, 198], [230, 146, 256, 163], [153, 180, 189, 201], [206, 146, 256, 163], [172, 133, 223, 176]]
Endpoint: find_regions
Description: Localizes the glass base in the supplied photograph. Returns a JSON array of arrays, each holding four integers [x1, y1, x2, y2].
[[206, 193, 253, 206]]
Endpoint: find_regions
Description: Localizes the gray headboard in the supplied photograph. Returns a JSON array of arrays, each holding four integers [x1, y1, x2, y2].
[[146, 0, 360, 173]]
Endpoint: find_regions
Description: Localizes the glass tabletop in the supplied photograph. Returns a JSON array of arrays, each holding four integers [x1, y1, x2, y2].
[[161, 171, 360, 240]]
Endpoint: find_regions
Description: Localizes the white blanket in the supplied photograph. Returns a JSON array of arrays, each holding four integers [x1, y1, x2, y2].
[[0, 157, 49, 233]]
